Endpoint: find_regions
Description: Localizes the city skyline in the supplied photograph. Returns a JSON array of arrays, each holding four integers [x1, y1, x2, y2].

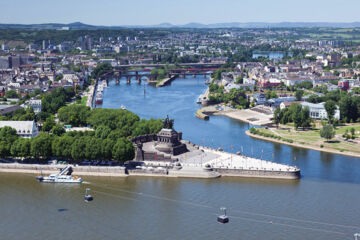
[[1, 0, 360, 26]]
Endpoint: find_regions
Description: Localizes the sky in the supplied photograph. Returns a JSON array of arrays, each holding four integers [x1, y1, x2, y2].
[[1, 0, 360, 26]]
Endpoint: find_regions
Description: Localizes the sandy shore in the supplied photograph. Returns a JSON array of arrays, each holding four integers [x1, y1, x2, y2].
[[246, 131, 360, 158]]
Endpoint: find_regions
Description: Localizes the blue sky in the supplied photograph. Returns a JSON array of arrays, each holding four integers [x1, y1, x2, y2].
[[1, 0, 360, 25]]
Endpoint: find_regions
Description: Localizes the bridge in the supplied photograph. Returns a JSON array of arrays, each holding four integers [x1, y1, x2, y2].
[[114, 62, 226, 70], [99, 68, 217, 85]]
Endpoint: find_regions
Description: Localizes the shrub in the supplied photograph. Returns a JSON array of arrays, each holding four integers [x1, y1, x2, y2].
[[320, 144, 324, 148]]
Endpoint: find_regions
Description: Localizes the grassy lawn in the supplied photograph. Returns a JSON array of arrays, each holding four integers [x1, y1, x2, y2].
[[257, 123, 360, 154], [77, 96, 88, 106]]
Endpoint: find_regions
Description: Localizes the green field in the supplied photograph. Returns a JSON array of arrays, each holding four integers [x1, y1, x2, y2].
[[257, 123, 360, 154]]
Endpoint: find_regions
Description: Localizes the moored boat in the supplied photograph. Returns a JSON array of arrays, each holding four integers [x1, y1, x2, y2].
[[36, 166, 82, 183]]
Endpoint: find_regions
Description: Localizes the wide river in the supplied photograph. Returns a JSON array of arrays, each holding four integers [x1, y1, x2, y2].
[[1, 76, 360, 240]]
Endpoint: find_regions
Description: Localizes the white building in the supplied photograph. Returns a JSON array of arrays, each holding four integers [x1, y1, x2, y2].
[[300, 102, 340, 120], [29, 99, 42, 114], [0, 120, 38, 138]]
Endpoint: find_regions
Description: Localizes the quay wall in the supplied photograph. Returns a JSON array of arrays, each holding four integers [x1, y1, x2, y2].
[[156, 75, 178, 87], [0, 164, 127, 177], [214, 168, 300, 180]]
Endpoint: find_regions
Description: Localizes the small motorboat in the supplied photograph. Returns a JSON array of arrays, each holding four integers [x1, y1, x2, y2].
[[121, 105, 126, 110], [36, 166, 82, 183]]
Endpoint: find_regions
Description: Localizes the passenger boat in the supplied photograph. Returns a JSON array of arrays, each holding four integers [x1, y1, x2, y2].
[[36, 166, 82, 183], [95, 92, 103, 105]]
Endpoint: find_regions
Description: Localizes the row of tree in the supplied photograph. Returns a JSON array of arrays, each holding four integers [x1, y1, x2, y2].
[[0, 104, 163, 162]]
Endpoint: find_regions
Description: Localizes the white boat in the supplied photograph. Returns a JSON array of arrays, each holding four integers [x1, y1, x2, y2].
[[36, 166, 82, 183], [121, 105, 126, 110]]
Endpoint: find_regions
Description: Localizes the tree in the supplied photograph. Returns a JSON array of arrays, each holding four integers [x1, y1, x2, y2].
[[58, 105, 90, 126], [290, 103, 302, 130], [42, 116, 56, 132], [273, 107, 281, 128], [30, 133, 53, 160], [102, 138, 115, 160], [5, 90, 19, 98], [91, 63, 113, 79], [52, 135, 74, 159], [300, 107, 311, 129], [71, 137, 87, 161], [51, 124, 65, 136], [41, 87, 75, 113], [350, 127, 355, 136], [295, 90, 304, 101], [112, 138, 134, 163], [320, 124, 335, 142], [324, 100, 337, 124], [95, 125, 112, 139], [339, 96, 357, 123], [11, 138, 31, 158]]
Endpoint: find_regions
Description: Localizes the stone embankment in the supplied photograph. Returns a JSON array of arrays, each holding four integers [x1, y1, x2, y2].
[[0, 163, 127, 177], [179, 141, 300, 180], [156, 75, 178, 87], [196, 108, 210, 120]]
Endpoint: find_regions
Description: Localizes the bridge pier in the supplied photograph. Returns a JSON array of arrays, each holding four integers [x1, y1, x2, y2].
[[203, 74, 207, 78]]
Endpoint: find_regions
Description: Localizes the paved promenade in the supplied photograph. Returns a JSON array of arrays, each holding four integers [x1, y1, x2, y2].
[[178, 142, 299, 173]]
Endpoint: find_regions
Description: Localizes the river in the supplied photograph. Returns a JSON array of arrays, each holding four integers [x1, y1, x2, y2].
[[1, 76, 360, 240]]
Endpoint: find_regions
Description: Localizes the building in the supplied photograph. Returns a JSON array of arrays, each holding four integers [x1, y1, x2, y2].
[[9, 56, 20, 69], [28, 99, 42, 114], [0, 105, 22, 115], [251, 93, 266, 105], [300, 102, 340, 120], [0, 56, 9, 69], [0, 86, 5, 97], [0, 120, 38, 138], [338, 80, 350, 91]]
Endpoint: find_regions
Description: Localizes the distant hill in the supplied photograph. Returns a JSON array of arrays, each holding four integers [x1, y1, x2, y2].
[[1, 21, 360, 30]]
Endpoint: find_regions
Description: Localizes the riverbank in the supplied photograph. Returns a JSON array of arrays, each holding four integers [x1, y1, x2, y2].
[[0, 163, 219, 179], [0, 163, 128, 177], [246, 130, 360, 158], [196, 105, 273, 126]]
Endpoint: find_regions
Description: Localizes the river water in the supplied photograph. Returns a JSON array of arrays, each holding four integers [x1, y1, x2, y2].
[[1, 76, 360, 240]]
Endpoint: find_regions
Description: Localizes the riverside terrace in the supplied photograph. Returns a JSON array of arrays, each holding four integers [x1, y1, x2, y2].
[[138, 141, 300, 180], [131, 117, 300, 180]]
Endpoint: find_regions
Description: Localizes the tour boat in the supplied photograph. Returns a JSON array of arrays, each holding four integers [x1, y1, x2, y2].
[[36, 166, 82, 183], [95, 92, 103, 105]]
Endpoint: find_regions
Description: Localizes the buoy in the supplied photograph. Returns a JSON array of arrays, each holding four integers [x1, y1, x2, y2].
[[84, 188, 93, 202], [217, 207, 229, 224]]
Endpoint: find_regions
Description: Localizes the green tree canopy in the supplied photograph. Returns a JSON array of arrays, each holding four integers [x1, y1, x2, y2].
[[320, 124, 336, 142], [324, 100, 337, 124]]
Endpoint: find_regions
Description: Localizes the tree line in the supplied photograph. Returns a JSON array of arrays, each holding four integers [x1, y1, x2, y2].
[[0, 89, 163, 163]]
